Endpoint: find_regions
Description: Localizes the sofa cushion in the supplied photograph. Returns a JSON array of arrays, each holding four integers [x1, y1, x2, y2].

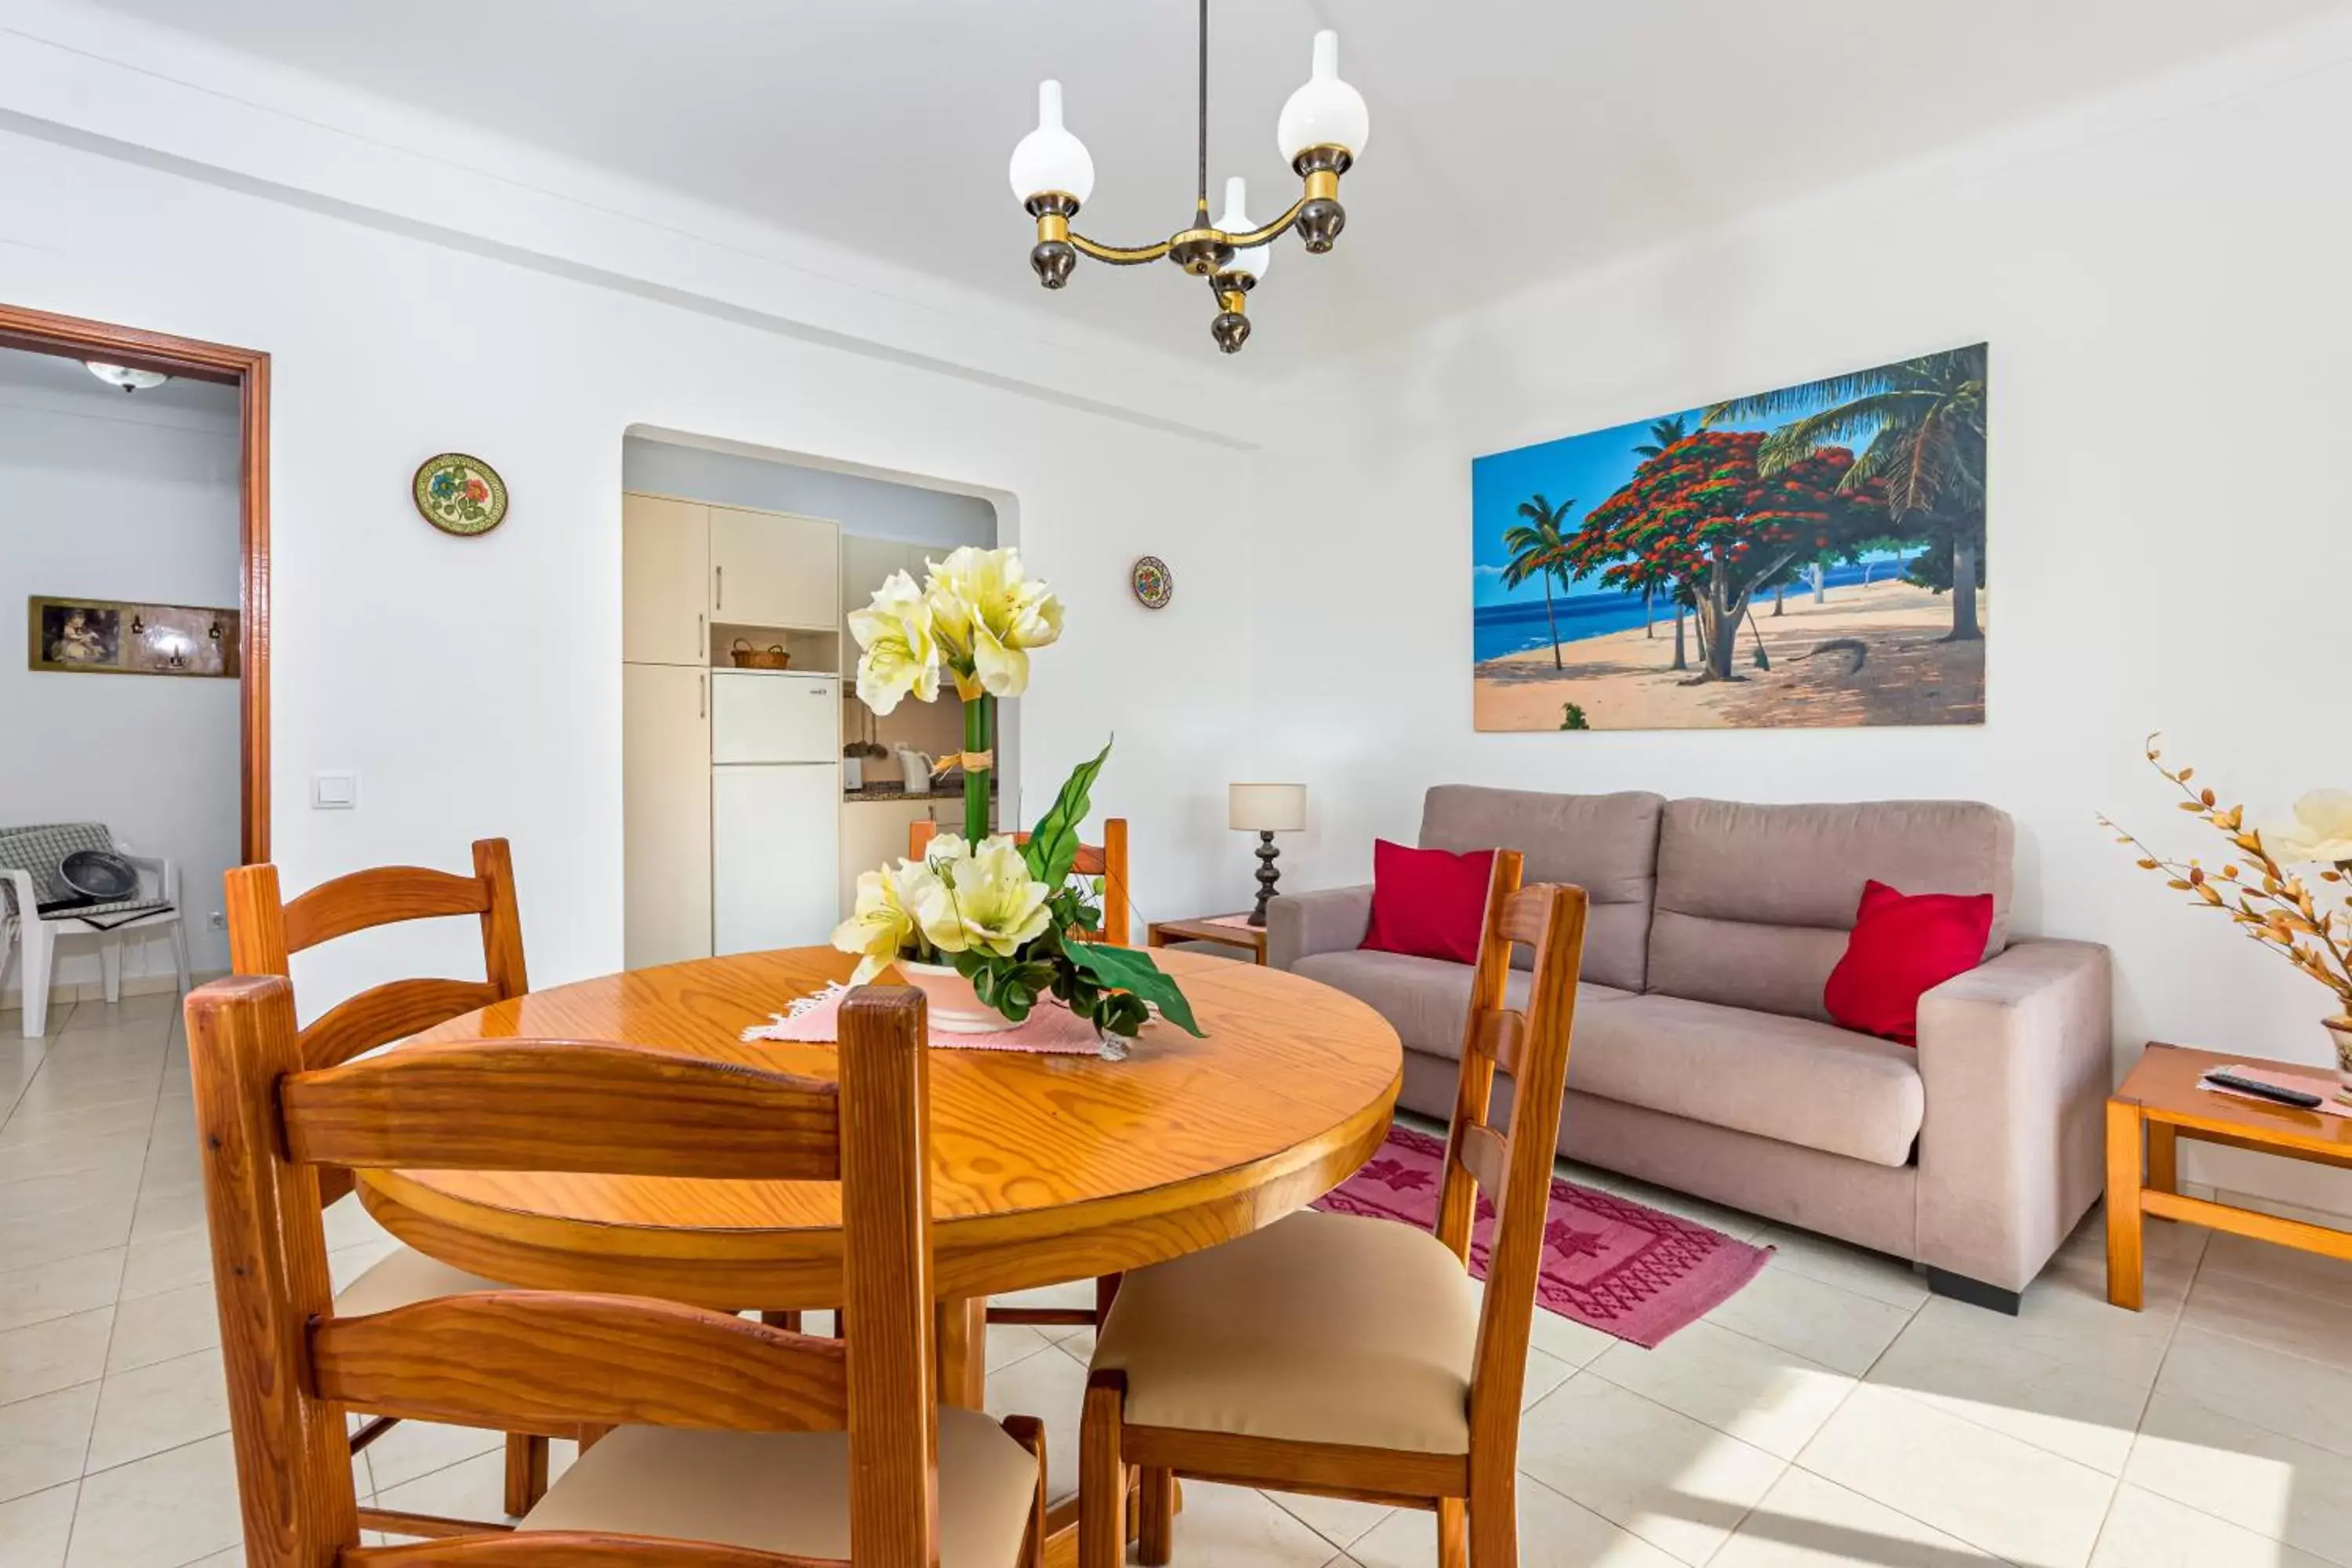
[[1647, 798, 2013, 1021], [1824, 880, 1998, 1044], [1417, 786, 1665, 992], [1291, 949, 1634, 1062], [1361, 838, 1496, 965], [1570, 993, 1925, 1167]]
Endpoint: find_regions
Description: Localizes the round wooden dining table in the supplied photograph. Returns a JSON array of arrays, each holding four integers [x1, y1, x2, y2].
[[357, 944, 1402, 1415]]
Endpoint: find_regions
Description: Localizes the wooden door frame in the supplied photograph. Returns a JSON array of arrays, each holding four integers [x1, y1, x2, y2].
[[0, 303, 271, 862]]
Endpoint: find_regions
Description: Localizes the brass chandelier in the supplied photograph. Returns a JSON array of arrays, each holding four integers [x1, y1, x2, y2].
[[1006, 0, 1370, 354]]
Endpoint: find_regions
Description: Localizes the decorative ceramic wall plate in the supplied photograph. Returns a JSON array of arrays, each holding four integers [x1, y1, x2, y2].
[[1131, 554, 1173, 609], [412, 453, 509, 536]]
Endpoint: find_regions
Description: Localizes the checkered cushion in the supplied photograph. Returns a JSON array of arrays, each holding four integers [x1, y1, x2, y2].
[[0, 822, 156, 920]]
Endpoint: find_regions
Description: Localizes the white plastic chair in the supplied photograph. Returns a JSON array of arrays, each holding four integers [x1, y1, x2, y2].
[[2, 823, 192, 1037]]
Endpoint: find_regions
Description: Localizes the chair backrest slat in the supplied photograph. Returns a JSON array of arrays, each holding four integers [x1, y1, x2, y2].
[[1472, 1009, 1524, 1076], [313, 1294, 848, 1435], [285, 864, 492, 951], [909, 817, 1131, 947], [1456, 1122, 1512, 1207], [299, 977, 502, 1070], [281, 1040, 840, 1179], [340, 1535, 836, 1566], [226, 840, 532, 1065], [1430, 858, 1590, 1483], [189, 973, 942, 1565]]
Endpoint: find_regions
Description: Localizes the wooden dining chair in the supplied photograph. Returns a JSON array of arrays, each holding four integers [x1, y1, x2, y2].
[[909, 815, 1130, 1338], [188, 974, 1050, 1568], [1078, 854, 1588, 1568], [222, 838, 550, 1520], [909, 816, 1131, 948]]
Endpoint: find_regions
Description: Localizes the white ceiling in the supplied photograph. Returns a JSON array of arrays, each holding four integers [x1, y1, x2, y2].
[[74, 0, 2339, 367]]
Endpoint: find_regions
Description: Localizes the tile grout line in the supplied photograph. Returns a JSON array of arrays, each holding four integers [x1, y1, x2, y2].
[[2077, 1228, 2212, 1563], [0, 1002, 71, 1128], [2100, 1229, 2352, 1562], [62, 1007, 175, 1566]]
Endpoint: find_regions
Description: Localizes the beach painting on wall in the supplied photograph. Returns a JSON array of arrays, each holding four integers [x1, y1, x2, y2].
[[1472, 345, 1986, 731]]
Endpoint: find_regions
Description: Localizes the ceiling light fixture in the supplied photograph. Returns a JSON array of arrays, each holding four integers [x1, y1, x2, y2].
[[85, 361, 170, 394], [1007, 0, 1369, 354]]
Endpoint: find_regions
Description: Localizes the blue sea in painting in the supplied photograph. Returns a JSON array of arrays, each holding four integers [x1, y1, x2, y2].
[[1473, 557, 1918, 663]]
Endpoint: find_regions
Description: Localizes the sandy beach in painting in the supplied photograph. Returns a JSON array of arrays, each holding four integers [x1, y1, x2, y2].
[[1474, 579, 1986, 731]]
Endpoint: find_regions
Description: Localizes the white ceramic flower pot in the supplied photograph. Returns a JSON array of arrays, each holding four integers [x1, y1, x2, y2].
[[895, 960, 1014, 1034], [2325, 1018, 2352, 1102]]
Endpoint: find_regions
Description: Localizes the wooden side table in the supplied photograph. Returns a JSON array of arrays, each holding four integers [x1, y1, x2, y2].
[[1145, 914, 1269, 965], [2106, 1041, 2352, 1309]]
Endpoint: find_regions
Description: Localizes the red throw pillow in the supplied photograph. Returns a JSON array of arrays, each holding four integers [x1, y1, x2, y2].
[[1824, 879, 1995, 1044], [1359, 839, 1497, 966]]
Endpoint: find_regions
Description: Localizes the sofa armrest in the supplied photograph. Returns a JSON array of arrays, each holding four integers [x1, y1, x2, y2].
[[1914, 938, 2113, 1294], [1265, 884, 1374, 972]]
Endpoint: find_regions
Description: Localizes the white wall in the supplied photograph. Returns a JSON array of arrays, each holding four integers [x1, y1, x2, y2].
[[1250, 26, 2352, 1209], [0, 126, 1258, 1011], [0, 359, 241, 989]]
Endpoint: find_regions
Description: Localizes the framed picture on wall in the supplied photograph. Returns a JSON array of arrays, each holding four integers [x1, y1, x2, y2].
[[1470, 343, 1987, 731], [27, 596, 241, 678]]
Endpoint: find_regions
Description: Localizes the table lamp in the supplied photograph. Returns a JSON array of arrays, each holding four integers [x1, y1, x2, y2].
[[1229, 782, 1307, 927]]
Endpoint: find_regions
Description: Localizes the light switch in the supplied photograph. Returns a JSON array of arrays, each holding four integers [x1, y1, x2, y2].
[[311, 771, 359, 810]]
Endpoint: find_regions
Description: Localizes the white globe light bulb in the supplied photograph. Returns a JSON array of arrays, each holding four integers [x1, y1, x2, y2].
[[1214, 176, 1271, 283], [1007, 80, 1096, 206], [1276, 31, 1370, 165]]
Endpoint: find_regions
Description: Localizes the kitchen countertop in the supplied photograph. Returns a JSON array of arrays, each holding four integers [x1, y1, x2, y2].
[[843, 782, 990, 804]]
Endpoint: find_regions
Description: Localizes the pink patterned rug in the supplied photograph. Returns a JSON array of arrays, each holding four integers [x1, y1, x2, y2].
[[1314, 1125, 1771, 1348]]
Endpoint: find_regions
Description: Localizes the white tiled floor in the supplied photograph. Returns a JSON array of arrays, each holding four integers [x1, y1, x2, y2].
[[6, 999, 2352, 1566]]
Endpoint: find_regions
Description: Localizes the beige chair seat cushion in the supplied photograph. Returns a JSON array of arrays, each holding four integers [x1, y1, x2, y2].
[[1291, 948, 1633, 1061], [520, 1410, 1036, 1566], [332, 1245, 508, 1318], [1571, 994, 1924, 1167], [1091, 1208, 1478, 1455]]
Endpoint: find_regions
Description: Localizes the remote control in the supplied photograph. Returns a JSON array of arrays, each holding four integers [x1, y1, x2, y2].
[[2202, 1071, 2325, 1109]]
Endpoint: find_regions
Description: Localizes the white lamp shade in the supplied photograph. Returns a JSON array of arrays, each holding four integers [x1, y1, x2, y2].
[[1214, 176, 1272, 282], [1229, 782, 1307, 833], [1276, 31, 1370, 163], [85, 361, 169, 392], [1008, 80, 1096, 205]]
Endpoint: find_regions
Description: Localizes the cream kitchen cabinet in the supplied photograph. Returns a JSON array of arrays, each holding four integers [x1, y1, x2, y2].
[[622, 662, 713, 968], [711, 505, 840, 631], [622, 494, 710, 666]]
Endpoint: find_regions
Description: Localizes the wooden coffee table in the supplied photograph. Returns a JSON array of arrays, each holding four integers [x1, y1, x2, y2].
[[1145, 913, 1269, 965], [2106, 1041, 2352, 1309]]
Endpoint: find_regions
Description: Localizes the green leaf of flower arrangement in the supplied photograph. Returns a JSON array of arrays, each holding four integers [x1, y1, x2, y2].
[[1023, 739, 1114, 889], [1065, 942, 1205, 1038]]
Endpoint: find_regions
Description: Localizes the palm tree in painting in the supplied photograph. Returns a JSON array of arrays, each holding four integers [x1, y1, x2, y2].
[[1631, 415, 1689, 459], [1627, 416, 1688, 635], [1703, 346, 1986, 641], [1502, 493, 1577, 670]]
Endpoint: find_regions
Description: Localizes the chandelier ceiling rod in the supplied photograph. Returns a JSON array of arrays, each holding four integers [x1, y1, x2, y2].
[[1194, 0, 1208, 219], [1007, 1, 1370, 353]]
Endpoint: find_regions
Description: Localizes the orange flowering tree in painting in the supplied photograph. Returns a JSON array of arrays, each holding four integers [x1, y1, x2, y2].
[[1564, 430, 1889, 681]]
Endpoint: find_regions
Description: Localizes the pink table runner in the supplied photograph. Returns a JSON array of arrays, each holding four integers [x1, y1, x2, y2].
[[741, 982, 1105, 1055]]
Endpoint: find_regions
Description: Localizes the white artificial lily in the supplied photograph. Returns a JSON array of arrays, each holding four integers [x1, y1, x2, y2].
[[903, 833, 1051, 957], [2270, 789, 2352, 866], [946, 836, 1055, 956], [924, 546, 1064, 700], [848, 570, 940, 716], [829, 856, 942, 983]]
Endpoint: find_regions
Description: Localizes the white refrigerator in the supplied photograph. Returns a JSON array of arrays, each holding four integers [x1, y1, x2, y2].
[[710, 670, 841, 955]]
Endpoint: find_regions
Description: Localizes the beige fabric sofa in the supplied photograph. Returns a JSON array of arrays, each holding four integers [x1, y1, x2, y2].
[[1269, 785, 2111, 1312]]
